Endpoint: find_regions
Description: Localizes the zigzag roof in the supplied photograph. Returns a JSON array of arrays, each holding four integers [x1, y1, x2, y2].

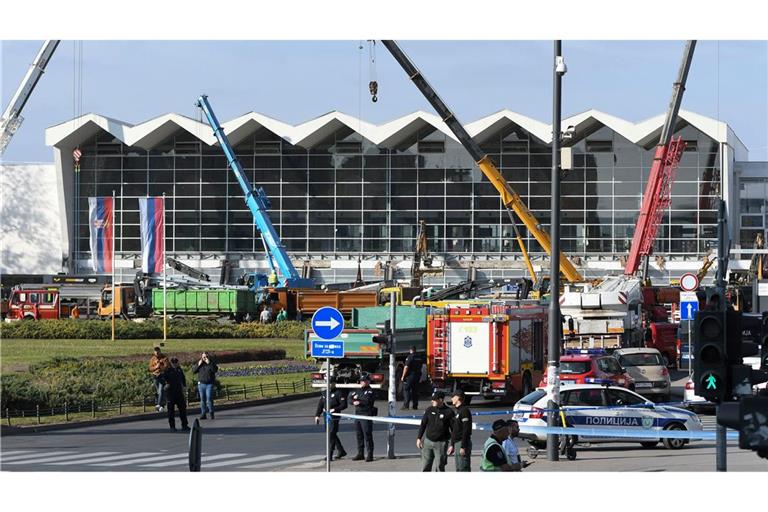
[[46, 108, 747, 159]]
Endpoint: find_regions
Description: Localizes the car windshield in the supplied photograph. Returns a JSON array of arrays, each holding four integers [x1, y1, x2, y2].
[[518, 389, 546, 405], [619, 353, 663, 366], [560, 361, 591, 374]]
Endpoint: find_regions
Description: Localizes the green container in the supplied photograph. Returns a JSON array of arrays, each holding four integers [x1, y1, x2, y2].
[[351, 305, 428, 330], [151, 288, 257, 314]]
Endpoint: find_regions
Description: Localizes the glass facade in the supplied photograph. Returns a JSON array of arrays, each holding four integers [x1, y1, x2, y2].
[[72, 122, 722, 263], [738, 167, 768, 249]]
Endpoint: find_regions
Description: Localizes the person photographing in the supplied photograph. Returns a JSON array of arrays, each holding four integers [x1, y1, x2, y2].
[[193, 351, 218, 420]]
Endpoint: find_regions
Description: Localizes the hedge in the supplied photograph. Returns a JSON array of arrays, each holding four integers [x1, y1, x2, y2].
[[0, 318, 309, 340]]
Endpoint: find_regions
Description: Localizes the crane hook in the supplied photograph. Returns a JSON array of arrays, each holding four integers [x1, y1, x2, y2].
[[369, 80, 378, 103]]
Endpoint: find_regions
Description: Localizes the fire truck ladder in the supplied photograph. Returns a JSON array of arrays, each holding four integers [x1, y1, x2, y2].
[[430, 315, 450, 381]]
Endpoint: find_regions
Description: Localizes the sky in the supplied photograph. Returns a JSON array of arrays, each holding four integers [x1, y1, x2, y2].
[[1, 39, 767, 162]]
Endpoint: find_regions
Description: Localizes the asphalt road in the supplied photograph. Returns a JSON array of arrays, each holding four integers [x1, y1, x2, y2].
[[1, 391, 765, 472]]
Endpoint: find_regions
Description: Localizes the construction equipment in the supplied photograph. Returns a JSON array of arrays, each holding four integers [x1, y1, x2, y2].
[[166, 257, 210, 282], [624, 41, 697, 280], [410, 220, 443, 287], [381, 40, 582, 283], [196, 94, 314, 292], [0, 40, 59, 155]]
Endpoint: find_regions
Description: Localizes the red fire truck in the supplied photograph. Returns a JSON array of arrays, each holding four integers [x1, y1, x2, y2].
[[7, 287, 72, 320], [427, 304, 547, 402]]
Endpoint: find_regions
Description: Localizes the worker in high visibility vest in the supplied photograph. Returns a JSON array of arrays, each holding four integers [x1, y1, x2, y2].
[[480, 419, 515, 471], [268, 271, 278, 287]]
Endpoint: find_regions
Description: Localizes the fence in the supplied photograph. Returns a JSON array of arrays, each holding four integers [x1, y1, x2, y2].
[[2, 377, 313, 427]]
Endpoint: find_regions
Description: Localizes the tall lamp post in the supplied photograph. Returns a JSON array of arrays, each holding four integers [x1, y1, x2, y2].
[[546, 40, 567, 461]]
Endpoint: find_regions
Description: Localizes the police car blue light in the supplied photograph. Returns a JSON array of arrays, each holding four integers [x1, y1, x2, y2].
[[512, 384, 703, 450]]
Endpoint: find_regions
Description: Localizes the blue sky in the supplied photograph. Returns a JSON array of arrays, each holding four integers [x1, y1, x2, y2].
[[2, 40, 766, 162]]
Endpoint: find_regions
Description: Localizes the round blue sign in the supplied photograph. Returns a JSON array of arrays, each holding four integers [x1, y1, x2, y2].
[[311, 306, 344, 340]]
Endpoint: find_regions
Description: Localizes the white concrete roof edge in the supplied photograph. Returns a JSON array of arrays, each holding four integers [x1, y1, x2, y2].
[[45, 109, 741, 152]]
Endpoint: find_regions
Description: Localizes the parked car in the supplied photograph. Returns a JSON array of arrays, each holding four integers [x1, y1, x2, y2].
[[538, 349, 635, 390], [614, 348, 671, 402]]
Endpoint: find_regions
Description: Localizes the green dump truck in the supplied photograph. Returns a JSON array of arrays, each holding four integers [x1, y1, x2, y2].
[[151, 288, 259, 321], [305, 305, 428, 389]]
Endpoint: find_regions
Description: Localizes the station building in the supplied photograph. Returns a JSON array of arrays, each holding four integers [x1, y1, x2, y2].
[[34, 108, 766, 285]]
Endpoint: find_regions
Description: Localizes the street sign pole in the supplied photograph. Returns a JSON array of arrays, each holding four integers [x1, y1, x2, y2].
[[687, 320, 692, 376], [326, 356, 331, 472], [387, 291, 397, 459]]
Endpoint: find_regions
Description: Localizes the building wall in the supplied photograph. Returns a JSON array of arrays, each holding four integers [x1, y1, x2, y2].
[[0, 164, 63, 275]]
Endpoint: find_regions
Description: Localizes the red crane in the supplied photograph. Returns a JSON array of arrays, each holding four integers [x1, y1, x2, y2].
[[624, 41, 697, 279]]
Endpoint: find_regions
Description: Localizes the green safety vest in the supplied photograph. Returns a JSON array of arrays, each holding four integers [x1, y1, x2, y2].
[[480, 436, 503, 472]]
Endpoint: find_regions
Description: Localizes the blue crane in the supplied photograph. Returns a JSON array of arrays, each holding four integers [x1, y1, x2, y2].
[[196, 94, 314, 290]]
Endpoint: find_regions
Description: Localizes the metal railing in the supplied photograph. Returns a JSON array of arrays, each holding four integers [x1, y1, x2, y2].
[[2, 377, 312, 426]]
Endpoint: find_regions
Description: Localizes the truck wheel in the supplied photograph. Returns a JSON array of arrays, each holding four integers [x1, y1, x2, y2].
[[23, 314, 35, 320], [662, 423, 686, 450]]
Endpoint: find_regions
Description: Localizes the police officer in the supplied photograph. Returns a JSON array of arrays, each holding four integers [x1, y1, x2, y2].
[[400, 345, 421, 410], [416, 391, 455, 471], [314, 383, 348, 461], [480, 419, 514, 471], [448, 390, 473, 471], [350, 374, 376, 462]]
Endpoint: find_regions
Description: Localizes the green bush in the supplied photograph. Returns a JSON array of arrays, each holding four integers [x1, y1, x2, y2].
[[0, 319, 309, 340]]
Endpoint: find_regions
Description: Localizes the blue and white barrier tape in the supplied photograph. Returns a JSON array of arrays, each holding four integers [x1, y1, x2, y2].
[[334, 412, 738, 442]]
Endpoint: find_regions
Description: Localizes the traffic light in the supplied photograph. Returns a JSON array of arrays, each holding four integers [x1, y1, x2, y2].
[[717, 397, 768, 459], [693, 309, 728, 402], [372, 320, 393, 349]]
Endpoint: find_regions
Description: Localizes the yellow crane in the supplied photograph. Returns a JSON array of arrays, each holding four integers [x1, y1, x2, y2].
[[381, 40, 583, 283]]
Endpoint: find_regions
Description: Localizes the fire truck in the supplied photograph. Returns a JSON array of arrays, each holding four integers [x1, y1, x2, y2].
[[6, 286, 73, 320], [427, 304, 547, 402]]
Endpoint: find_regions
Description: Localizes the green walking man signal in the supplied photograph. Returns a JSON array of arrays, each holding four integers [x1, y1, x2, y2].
[[705, 374, 717, 389]]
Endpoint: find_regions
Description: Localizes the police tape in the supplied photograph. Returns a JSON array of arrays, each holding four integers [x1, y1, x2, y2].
[[333, 412, 739, 441]]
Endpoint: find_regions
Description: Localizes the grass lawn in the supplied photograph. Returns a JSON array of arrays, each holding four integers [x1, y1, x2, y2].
[[0, 338, 308, 372]]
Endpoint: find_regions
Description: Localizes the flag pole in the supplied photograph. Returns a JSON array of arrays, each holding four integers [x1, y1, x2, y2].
[[163, 193, 168, 342], [111, 189, 116, 342]]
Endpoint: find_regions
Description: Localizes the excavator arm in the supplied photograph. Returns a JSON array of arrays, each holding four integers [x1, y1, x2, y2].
[[382, 40, 582, 283]]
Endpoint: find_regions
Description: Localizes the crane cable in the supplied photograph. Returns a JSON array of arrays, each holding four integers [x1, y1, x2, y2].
[[368, 40, 378, 102]]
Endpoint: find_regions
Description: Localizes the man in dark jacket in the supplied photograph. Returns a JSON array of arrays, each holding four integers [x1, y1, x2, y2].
[[400, 346, 422, 410], [416, 391, 455, 471], [448, 390, 473, 471], [314, 383, 348, 461], [350, 374, 376, 462], [193, 351, 218, 420], [161, 357, 189, 432]]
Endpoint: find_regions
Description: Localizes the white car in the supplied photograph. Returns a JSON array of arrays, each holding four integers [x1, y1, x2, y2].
[[513, 384, 703, 450]]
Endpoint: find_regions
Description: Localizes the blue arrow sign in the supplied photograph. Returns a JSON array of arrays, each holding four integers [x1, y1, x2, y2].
[[311, 340, 345, 358], [311, 306, 344, 340], [680, 301, 698, 321]]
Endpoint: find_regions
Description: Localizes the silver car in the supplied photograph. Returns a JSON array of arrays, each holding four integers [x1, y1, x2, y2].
[[614, 348, 671, 402]]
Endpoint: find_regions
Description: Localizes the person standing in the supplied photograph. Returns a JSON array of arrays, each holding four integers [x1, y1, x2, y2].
[[276, 308, 288, 322], [416, 391, 454, 472], [480, 419, 514, 471], [448, 390, 473, 471], [400, 345, 421, 410], [314, 383, 348, 461], [350, 375, 376, 462], [161, 357, 190, 432], [501, 419, 530, 471], [259, 306, 272, 324], [149, 346, 170, 412], [193, 351, 218, 420]]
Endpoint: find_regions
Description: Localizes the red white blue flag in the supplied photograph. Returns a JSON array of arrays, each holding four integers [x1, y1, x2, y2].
[[88, 197, 114, 273], [139, 197, 165, 274]]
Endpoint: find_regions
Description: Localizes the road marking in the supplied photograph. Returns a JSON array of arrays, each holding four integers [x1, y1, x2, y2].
[[4, 452, 117, 465], [1, 451, 74, 463], [202, 454, 291, 469], [48, 452, 158, 465], [240, 454, 323, 470], [93, 452, 188, 467], [140, 453, 247, 468]]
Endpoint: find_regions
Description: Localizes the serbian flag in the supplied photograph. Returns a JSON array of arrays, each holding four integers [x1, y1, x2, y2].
[[139, 197, 165, 274], [88, 197, 114, 273]]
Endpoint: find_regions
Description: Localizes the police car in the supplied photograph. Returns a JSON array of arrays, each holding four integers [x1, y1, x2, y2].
[[512, 384, 703, 450]]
